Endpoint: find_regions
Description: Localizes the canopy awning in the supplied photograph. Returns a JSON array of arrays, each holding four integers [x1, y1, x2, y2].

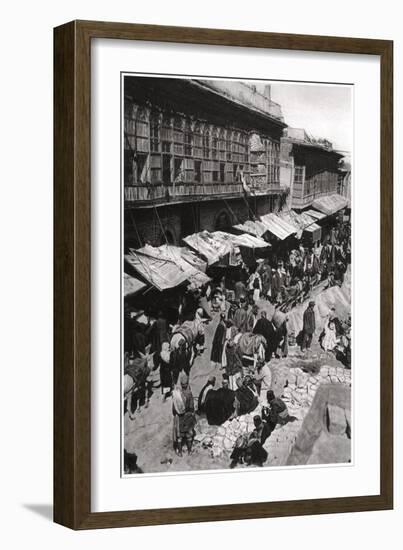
[[300, 212, 322, 241], [158, 244, 207, 273], [278, 210, 321, 239], [303, 221, 321, 233], [293, 211, 321, 234], [129, 244, 210, 289], [260, 213, 297, 240], [312, 194, 348, 216], [212, 231, 270, 249], [155, 245, 210, 287], [124, 273, 147, 297], [125, 251, 188, 291], [183, 231, 233, 266], [233, 220, 269, 238], [304, 209, 327, 221]]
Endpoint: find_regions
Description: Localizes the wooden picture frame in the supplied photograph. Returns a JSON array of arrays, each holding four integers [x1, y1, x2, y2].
[[54, 20, 393, 529]]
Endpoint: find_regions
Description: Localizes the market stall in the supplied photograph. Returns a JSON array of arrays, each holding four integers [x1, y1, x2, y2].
[[183, 230, 233, 267], [279, 209, 322, 245], [128, 244, 210, 289], [124, 273, 147, 297], [260, 212, 297, 241], [311, 193, 348, 216]]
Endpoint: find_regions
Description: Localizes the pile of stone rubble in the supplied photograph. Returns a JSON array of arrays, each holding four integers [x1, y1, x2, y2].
[[194, 363, 352, 466], [284, 364, 351, 409], [195, 407, 265, 459]]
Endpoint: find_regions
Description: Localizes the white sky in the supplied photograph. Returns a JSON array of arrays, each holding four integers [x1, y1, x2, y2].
[[269, 82, 353, 154]]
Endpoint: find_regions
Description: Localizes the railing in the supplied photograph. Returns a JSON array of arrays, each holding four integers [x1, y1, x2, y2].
[[249, 184, 283, 195], [124, 183, 244, 204], [125, 185, 168, 203], [169, 183, 243, 198], [124, 181, 287, 204], [291, 189, 338, 208]]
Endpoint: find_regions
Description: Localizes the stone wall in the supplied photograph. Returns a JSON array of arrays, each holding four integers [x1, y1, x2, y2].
[[287, 382, 351, 466], [124, 206, 183, 249]]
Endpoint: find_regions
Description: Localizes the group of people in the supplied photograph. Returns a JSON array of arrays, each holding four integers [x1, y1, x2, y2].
[[124, 303, 208, 413], [171, 368, 289, 465], [298, 299, 351, 367], [124, 302, 290, 464], [124, 309, 172, 419], [229, 390, 289, 468], [319, 307, 351, 366], [216, 225, 351, 314], [209, 301, 287, 388], [124, 222, 351, 468]]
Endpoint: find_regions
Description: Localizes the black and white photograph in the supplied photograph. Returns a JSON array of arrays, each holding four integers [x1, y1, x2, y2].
[[1, 0, 398, 540], [122, 75, 352, 475]]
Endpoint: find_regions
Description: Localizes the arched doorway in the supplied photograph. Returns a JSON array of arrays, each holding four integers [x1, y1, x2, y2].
[[157, 227, 176, 246], [215, 210, 232, 231], [164, 230, 175, 245]]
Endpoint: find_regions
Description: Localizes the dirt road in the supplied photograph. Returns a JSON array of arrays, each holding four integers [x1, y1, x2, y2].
[[124, 273, 351, 474]]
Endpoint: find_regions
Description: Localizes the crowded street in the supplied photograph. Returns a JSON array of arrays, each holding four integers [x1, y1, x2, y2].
[[123, 225, 352, 474], [123, 76, 352, 474]]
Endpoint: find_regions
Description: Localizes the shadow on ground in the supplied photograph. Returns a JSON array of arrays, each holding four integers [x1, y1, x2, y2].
[[23, 504, 53, 522]]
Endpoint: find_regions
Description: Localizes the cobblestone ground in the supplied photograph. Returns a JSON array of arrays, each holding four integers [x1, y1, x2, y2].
[[124, 273, 351, 474]]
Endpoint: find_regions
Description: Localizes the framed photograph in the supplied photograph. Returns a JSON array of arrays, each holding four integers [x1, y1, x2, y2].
[[54, 20, 393, 529]]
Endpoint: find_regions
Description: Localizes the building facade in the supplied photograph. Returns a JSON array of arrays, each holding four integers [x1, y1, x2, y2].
[[280, 128, 343, 211], [337, 155, 352, 205], [124, 77, 288, 250]]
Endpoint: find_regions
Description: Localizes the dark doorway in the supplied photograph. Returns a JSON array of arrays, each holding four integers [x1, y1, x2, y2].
[[215, 210, 231, 230], [165, 230, 175, 245]]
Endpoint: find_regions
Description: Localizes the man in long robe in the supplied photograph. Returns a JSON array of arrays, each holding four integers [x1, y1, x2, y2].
[[271, 267, 286, 304], [233, 301, 248, 333], [146, 311, 168, 353], [131, 322, 147, 355], [210, 313, 226, 367], [197, 375, 216, 414], [246, 304, 259, 333], [261, 264, 272, 299], [253, 310, 276, 361], [124, 353, 150, 419], [225, 334, 243, 391], [301, 300, 316, 352], [172, 373, 196, 456], [153, 341, 173, 400]]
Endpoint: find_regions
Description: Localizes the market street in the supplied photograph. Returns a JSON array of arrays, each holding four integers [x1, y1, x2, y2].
[[124, 268, 351, 473], [123, 77, 352, 475]]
